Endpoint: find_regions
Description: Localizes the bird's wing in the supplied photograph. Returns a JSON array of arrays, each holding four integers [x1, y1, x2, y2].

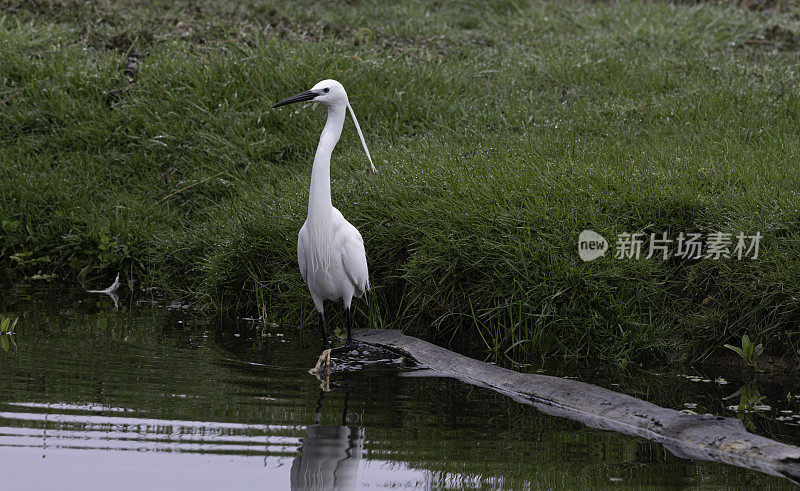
[[297, 226, 309, 283], [341, 228, 370, 297]]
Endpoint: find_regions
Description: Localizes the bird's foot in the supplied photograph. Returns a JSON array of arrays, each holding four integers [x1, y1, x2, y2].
[[310, 348, 333, 391], [310, 348, 333, 376]]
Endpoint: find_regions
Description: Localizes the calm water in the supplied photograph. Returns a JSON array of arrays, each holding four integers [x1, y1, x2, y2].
[[1, 284, 799, 489]]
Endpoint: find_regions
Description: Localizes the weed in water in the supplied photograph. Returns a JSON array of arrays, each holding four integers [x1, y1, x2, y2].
[[0, 316, 19, 335], [724, 380, 767, 431], [0, 315, 20, 352], [724, 335, 764, 371]]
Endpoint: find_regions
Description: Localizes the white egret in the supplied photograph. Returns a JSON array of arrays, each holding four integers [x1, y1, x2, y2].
[[272, 79, 376, 350]]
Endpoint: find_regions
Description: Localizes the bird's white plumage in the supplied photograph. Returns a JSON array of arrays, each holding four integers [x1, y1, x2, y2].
[[298, 207, 369, 312]]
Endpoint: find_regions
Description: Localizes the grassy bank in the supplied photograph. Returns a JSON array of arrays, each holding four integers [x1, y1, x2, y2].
[[2, 0, 800, 367]]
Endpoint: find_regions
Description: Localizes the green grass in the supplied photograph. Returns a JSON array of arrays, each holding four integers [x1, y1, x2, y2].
[[2, 0, 800, 367]]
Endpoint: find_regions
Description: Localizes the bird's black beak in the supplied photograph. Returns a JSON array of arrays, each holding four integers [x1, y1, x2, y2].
[[272, 90, 316, 108]]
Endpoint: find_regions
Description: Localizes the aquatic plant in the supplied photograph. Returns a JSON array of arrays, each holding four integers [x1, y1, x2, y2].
[[0, 316, 18, 335], [0, 315, 19, 352], [724, 380, 766, 431], [724, 335, 763, 371]]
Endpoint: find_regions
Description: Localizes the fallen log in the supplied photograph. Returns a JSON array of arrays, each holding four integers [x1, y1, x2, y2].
[[354, 329, 800, 484]]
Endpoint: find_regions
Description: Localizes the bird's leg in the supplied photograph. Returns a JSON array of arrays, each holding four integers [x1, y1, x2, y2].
[[318, 312, 330, 349], [345, 306, 353, 348], [314, 390, 325, 424], [341, 378, 351, 426]]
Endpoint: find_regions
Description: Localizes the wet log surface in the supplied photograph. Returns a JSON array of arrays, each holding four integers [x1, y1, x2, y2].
[[354, 329, 800, 484]]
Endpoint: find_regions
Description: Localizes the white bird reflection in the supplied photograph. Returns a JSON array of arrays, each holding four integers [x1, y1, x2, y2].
[[291, 384, 363, 490]]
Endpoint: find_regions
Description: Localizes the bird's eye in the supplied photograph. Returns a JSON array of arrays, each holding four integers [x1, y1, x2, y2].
[[323, 88, 330, 93]]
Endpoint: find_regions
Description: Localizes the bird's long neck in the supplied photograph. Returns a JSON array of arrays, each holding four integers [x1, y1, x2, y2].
[[308, 104, 345, 219]]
